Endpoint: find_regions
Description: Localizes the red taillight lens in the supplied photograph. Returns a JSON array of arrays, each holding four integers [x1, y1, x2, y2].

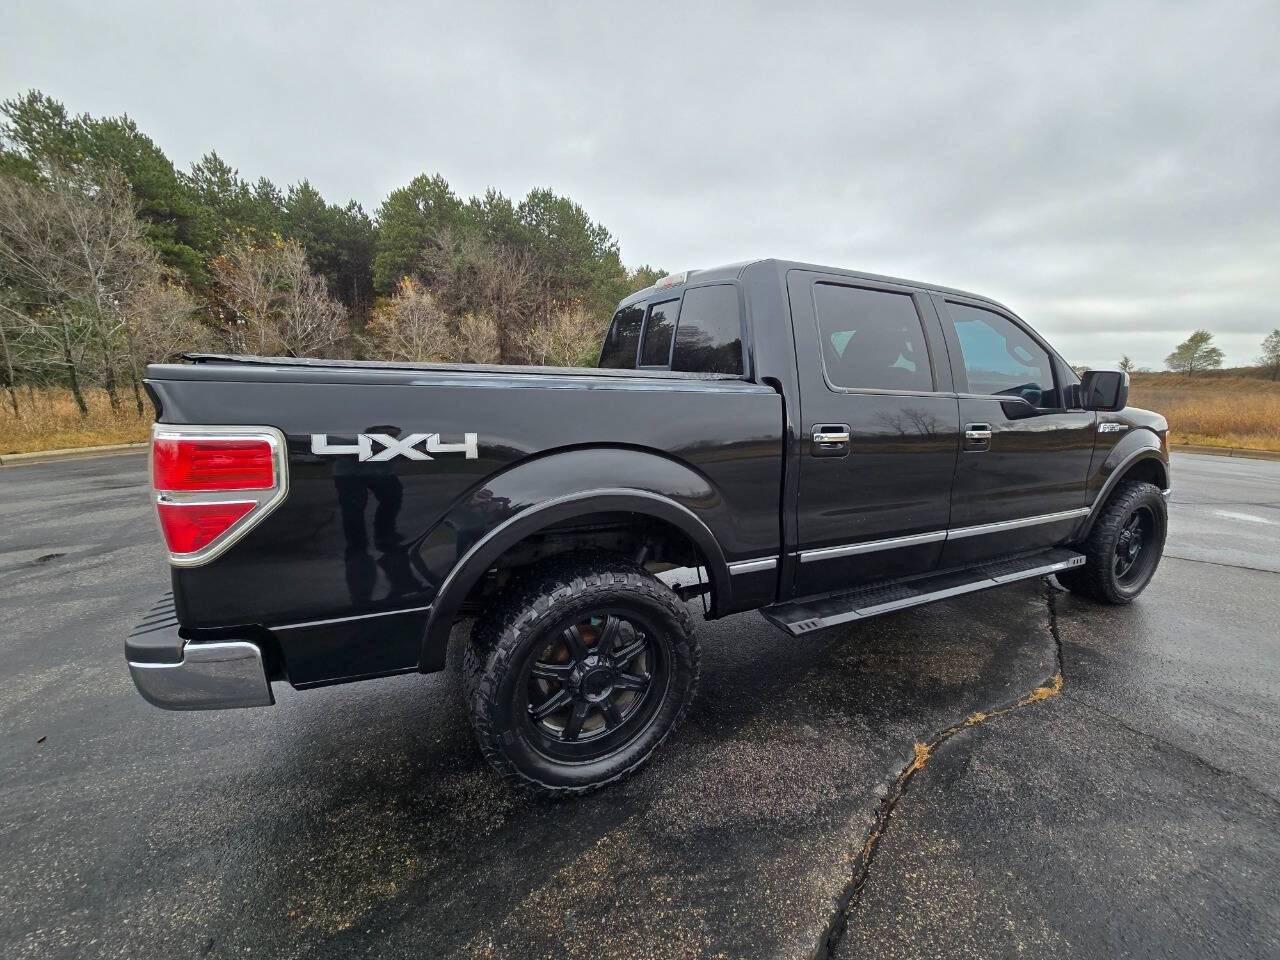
[[153, 438, 274, 491], [156, 501, 255, 554]]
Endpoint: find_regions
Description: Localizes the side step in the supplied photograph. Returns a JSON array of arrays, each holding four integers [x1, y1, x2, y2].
[[761, 548, 1085, 637]]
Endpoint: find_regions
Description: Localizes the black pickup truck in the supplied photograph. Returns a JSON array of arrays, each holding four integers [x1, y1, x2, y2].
[[128, 259, 1170, 794]]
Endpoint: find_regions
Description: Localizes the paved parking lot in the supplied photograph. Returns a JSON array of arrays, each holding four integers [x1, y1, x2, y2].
[[1, 452, 1277, 959]]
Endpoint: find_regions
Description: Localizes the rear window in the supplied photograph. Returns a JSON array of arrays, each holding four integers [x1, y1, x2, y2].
[[671, 285, 743, 375], [599, 304, 645, 368]]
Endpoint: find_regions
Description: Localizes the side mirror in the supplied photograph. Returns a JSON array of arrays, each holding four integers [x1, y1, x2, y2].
[[1080, 370, 1129, 412]]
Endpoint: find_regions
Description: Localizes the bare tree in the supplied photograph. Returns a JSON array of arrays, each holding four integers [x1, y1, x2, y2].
[[0, 166, 158, 415], [0, 300, 21, 415], [209, 237, 348, 357], [513, 304, 605, 367], [363, 278, 500, 364], [363, 277, 453, 361], [451, 310, 500, 364], [421, 229, 536, 363]]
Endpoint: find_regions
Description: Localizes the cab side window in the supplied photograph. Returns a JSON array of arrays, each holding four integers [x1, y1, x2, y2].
[[639, 299, 680, 367], [946, 302, 1059, 408], [672, 285, 744, 375], [813, 284, 934, 392], [599, 304, 645, 368]]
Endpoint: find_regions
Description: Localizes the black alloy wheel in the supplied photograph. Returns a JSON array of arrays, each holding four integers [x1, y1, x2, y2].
[[521, 611, 666, 762], [1113, 506, 1156, 585]]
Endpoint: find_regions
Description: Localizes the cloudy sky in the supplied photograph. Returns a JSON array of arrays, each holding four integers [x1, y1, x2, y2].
[[3, 1, 1277, 368]]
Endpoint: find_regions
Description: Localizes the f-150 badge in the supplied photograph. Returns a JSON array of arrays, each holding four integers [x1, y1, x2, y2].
[[311, 433, 479, 461]]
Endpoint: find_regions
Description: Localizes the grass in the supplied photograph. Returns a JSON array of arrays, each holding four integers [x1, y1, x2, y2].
[[0, 387, 151, 455], [1127, 372, 1280, 451], [3, 370, 1279, 455]]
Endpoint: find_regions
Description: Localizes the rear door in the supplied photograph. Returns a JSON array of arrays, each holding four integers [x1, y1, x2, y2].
[[933, 295, 1096, 566], [788, 271, 961, 596]]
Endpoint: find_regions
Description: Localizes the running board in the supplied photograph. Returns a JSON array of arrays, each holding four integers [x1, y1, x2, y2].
[[761, 548, 1085, 637]]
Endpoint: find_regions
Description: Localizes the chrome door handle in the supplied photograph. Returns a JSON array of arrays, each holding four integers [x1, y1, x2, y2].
[[964, 422, 992, 451], [811, 424, 851, 457]]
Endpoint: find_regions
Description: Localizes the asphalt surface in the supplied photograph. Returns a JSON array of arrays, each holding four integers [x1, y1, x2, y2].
[[1, 452, 1277, 959]]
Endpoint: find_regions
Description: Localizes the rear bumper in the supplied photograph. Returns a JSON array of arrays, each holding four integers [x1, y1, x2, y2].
[[126, 594, 274, 710]]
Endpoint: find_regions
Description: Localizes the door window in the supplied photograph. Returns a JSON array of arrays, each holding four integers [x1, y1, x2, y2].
[[813, 284, 934, 392], [946, 302, 1058, 407]]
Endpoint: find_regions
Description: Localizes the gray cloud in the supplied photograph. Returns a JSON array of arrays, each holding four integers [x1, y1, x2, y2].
[[4, 0, 1277, 368]]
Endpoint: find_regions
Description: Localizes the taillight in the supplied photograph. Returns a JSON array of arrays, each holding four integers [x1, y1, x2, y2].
[[153, 438, 274, 490], [157, 501, 256, 553], [151, 425, 289, 566]]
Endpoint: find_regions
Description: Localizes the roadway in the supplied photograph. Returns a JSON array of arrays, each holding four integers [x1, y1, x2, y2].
[[0, 452, 1276, 958]]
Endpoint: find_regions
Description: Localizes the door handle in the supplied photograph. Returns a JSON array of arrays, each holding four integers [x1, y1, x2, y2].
[[964, 423, 992, 451], [811, 424, 850, 457]]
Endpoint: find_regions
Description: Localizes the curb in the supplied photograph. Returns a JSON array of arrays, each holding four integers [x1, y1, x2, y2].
[[0, 442, 147, 466], [1171, 443, 1280, 462]]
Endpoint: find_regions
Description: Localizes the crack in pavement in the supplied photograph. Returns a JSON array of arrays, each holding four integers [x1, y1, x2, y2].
[[813, 581, 1068, 960]]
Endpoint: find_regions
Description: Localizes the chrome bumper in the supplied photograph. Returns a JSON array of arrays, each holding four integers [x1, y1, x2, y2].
[[128, 641, 274, 710], [126, 594, 273, 710]]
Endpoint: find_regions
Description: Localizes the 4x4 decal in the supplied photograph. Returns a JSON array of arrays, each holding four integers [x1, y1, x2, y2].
[[310, 433, 479, 461]]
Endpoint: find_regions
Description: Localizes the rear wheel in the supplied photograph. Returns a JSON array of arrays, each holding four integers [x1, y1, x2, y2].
[[467, 555, 699, 796], [1057, 480, 1166, 604]]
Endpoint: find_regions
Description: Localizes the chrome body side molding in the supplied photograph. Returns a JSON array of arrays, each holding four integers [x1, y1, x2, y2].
[[798, 508, 1090, 563], [799, 530, 947, 563], [728, 557, 779, 574], [943, 507, 1090, 541]]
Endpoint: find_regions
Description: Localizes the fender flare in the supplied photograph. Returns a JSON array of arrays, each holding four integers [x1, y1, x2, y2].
[[418, 488, 731, 670], [1079, 440, 1168, 538]]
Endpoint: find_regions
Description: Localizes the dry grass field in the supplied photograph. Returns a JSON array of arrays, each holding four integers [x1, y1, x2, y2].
[[0, 388, 150, 455], [3, 372, 1278, 456], [1128, 372, 1280, 451]]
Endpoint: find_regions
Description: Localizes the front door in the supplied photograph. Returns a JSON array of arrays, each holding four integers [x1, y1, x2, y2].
[[933, 295, 1096, 567], [789, 272, 961, 597]]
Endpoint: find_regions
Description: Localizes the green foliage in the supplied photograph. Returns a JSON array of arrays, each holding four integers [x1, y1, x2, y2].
[[1165, 330, 1224, 375], [373, 173, 464, 293], [3, 88, 657, 378], [2, 91, 207, 283], [628, 264, 665, 292], [1259, 329, 1280, 381]]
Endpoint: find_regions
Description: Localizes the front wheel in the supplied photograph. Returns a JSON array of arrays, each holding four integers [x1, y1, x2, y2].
[[466, 555, 700, 797], [1057, 480, 1167, 604]]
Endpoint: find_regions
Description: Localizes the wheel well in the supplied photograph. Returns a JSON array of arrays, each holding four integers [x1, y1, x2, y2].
[[458, 511, 714, 613], [1116, 456, 1167, 491]]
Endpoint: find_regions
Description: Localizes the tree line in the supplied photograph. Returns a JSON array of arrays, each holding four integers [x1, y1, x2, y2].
[[0, 90, 662, 418], [1113, 329, 1280, 380]]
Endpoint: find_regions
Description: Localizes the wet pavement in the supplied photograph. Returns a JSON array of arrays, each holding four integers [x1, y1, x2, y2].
[[1, 452, 1277, 959]]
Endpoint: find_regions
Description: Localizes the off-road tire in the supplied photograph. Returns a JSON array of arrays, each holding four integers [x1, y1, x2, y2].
[[1057, 480, 1166, 604], [466, 554, 700, 797]]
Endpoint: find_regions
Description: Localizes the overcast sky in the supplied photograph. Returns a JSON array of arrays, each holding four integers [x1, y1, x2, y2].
[[3, 1, 1277, 369]]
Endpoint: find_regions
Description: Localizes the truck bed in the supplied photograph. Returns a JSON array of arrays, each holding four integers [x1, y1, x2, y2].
[[145, 355, 784, 686]]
